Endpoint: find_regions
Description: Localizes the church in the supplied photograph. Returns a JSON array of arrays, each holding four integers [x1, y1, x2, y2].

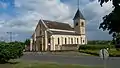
[[29, 8, 87, 51]]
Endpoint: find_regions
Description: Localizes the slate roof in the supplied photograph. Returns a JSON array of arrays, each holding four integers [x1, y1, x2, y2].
[[43, 20, 74, 31], [73, 9, 85, 20], [50, 31, 80, 35]]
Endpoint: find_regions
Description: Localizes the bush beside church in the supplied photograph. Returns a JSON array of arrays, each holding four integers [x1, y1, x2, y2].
[[0, 42, 25, 63]]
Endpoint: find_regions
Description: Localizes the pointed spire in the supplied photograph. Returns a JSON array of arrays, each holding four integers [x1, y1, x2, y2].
[[77, 0, 80, 9], [73, 9, 85, 20], [73, 0, 85, 20]]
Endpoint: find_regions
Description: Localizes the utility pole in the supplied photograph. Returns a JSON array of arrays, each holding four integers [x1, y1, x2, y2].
[[0, 36, 4, 42], [7, 32, 12, 42]]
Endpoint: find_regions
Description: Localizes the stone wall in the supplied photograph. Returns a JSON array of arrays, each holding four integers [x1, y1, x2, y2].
[[61, 44, 79, 51]]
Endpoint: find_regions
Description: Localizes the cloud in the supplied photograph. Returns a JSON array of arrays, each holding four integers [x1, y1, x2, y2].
[[62, 0, 113, 40], [0, 0, 114, 41], [3, 0, 68, 27], [83, 0, 112, 21], [83, 0, 113, 40], [0, 0, 71, 41], [0, 2, 8, 8], [14, 0, 70, 26]]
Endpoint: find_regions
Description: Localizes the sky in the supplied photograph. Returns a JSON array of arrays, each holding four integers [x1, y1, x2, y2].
[[0, 0, 113, 42]]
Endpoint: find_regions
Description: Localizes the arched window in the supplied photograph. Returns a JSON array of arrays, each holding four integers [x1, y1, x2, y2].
[[81, 22, 84, 27], [83, 40, 85, 43], [76, 22, 78, 26], [65, 38, 67, 44], [71, 38, 73, 44], [77, 38, 79, 44], [58, 38, 60, 44], [48, 38, 50, 43]]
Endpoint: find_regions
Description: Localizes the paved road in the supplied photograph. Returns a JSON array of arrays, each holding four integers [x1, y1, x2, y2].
[[21, 52, 120, 68]]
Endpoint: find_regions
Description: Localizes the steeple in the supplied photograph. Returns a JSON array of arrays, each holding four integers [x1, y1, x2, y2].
[[73, 0, 87, 45], [73, 0, 85, 20], [73, 9, 85, 20]]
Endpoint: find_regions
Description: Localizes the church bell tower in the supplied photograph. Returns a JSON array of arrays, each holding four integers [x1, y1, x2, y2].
[[73, 9, 85, 35], [73, 0, 87, 44]]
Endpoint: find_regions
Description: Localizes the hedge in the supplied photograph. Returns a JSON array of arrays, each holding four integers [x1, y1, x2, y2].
[[79, 45, 115, 50], [79, 50, 120, 57], [0, 42, 25, 63], [78, 45, 120, 57]]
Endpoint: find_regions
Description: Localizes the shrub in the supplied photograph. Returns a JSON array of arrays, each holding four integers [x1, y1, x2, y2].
[[79, 49, 120, 57], [88, 40, 112, 45], [79, 45, 114, 50], [0, 42, 25, 63]]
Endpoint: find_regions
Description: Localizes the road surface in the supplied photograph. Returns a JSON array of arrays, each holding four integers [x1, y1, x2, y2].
[[21, 52, 120, 68]]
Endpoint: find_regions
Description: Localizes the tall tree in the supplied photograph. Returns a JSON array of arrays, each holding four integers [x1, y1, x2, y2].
[[24, 39, 30, 45], [98, 0, 120, 45]]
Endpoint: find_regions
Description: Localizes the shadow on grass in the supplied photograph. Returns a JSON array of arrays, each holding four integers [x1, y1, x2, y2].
[[0, 61, 20, 64], [8, 61, 20, 64]]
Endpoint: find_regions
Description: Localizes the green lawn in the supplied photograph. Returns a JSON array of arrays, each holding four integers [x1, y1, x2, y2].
[[0, 60, 102, 68], [79, 44, 120, 57], [80, 48, 120, 57]]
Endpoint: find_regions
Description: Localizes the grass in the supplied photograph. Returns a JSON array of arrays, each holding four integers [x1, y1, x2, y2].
[[109, 49, 120, 56], [79, 48, 120, 57], [79, 44, 120, 57], [0, 60, 102, 68]]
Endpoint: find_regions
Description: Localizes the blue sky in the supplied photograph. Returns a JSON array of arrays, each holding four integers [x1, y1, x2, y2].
[[0, 0, 16, 16], [0, 0, 113, 41]]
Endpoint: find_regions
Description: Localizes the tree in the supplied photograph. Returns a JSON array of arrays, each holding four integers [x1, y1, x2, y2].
[[0, 42, 24, 63], [24, 39, 30, 51], [98, 0, 120, 50], [24, 39, 30, 45], [98, 0, 120, 48]]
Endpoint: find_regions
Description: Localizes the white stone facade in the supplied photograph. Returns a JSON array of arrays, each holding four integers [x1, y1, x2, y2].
[[29, 9, 87, 51]]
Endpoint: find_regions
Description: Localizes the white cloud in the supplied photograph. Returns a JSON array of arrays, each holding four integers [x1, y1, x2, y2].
[[13, 0, 70, 29], [83, 0, 112, 21], [0, 0, 71, 41], [83, 0, 113, 40], [0, 0, 114, 41], [0, 0, 70, 31]]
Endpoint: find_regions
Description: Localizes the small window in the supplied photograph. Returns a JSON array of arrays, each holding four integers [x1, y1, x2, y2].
[[83, 40, 84, 43], [65, 38, 67, 44], [58, 38, 60, 44], [76, 22, 78, 26], [77, 38, 79, 44], [81, 22, 84, 27], [71, 38, 73, 44], [48, 38, 50, 43]]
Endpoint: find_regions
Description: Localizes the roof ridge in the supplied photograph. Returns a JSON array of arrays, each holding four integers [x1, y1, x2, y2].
[[44, 20, 70, 25]]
